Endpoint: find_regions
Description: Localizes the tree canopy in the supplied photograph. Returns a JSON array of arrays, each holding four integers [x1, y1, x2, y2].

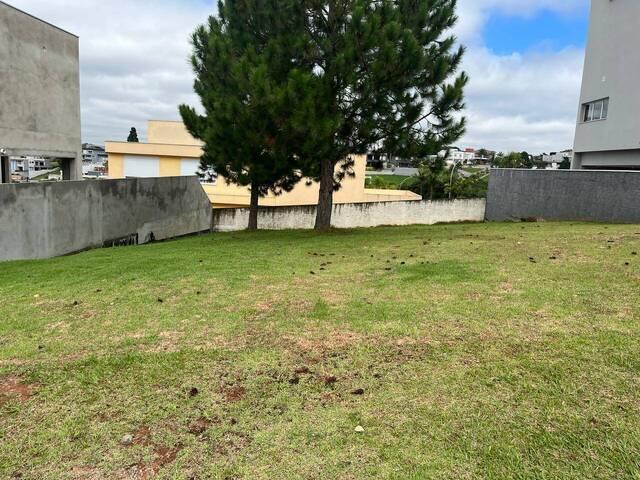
[[182, 0, 468, 230], [292, 0, 468, 229], [180, 0, 308, 229]]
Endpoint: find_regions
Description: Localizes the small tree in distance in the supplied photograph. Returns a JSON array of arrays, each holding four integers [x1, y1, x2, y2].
[[127, 128, 139, 143], [559, 157, 572, 170], [493, 152, 524, 169]]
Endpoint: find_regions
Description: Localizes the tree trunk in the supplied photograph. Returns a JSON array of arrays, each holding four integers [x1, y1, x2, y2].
[[314, 158, 335, 231], [248, 182, 260, 231]]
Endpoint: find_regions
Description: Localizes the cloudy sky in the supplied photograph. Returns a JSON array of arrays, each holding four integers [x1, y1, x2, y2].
[[12, 0, 590, 153]]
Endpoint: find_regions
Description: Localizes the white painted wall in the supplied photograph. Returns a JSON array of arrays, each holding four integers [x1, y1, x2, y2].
[[180, 158, 200, 177], [124, 155, 160, 178], [212, 199, 486, 232]]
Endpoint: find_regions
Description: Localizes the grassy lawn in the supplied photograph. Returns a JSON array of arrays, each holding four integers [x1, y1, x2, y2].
[[1, 222, 640, 479], [366, 174, 413, 188]]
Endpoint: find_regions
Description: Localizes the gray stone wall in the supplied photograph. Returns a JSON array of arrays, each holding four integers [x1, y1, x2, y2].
[[486, 169, 640, 223], [0, 177, 212, 262], [212, 199, 486, 232]]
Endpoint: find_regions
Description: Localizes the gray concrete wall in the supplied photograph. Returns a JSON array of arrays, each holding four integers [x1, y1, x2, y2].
[[0, 2, 81, 178], [577, 150, 640, 169], [212, 199, 486, 232], [486, 169, 640, 223], [0, 177, 212, 262], [573, 0, 640, 168]]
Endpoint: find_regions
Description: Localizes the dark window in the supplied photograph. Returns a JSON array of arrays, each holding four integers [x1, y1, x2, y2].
[[583, 98, 609, 122]]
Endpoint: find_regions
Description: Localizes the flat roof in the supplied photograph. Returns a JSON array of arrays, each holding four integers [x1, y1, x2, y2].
[[0, 1, 78, 38]]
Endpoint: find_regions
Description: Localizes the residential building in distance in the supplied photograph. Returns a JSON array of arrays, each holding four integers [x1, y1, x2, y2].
[[366, 153, 414, 169], [81, 143, 108, 178], [0, 1, 82, 182], [543, 150, 573, 169], [573, 0, 640, 170], [445, 148, 494, 166], [8, 156, 54, 181], [105, 120, 422, 208], [82, 143, 108, 164]]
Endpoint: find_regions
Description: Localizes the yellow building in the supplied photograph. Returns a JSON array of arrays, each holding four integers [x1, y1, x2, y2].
[[105, 120, 421, 208]]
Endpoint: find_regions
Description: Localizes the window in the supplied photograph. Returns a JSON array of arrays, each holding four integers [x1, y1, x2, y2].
[[583, 98, 609, 122]]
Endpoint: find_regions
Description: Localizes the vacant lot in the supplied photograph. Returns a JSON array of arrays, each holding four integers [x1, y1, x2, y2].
[[1, 223, 639, 479]]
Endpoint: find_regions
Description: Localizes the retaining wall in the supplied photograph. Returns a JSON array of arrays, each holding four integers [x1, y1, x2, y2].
[[0, 177, 212, 261], [486, 169, 640, 223], [212, 199, 486, 232]]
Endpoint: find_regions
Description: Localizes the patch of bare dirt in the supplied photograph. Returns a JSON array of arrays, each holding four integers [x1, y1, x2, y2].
[[214, 431, 251, 456], [287, 299, 313, 312], [188, 417, 214, 435], [46, 321, 69, 331], [220, 385, 246, 402], [464, 292, 483, 301], [120, 425, 182, 480], [617, 306, 634, 319], [0, 376, 38, 406], [281, 329, 365, 356], [70, 465, 104, 480], [256, 301, 275, 312], [80, 310, 98, 320], [499, 282, 515, 293], [322, 290, 348, 306], [131, 426, 152, 446]]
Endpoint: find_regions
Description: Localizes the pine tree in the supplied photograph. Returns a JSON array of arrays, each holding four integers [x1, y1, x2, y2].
[[293, 0, 468, 230], [127, 127, 139, 143], [179, 0, 307, 230]]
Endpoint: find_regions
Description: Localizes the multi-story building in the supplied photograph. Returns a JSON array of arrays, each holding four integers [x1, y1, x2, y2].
[[106, 120, 422, 208], [82, 144, 108, 164], [573, 0, 640, 170]]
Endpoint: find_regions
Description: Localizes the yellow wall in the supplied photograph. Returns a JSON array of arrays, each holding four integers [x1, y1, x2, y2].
[[105, 120, 421, 207], [159, 157, 181, 177], [147, 120, 203, 146], [108, 153, 124, 179]]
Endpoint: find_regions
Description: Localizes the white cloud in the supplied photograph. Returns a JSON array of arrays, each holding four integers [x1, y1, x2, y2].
[[455, 0, 589, 152], [460, 46, 585, 152], [10, 0, 589, 152]]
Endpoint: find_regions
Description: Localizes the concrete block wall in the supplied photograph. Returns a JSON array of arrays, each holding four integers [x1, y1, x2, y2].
[[0, 177, 212, 262], [212, 199, 486, 232], [486, 169, 640, 223], [0, 2, 82, 178]]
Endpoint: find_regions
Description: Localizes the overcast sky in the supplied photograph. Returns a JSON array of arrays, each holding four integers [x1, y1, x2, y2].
[[11, 0, 590, 153]]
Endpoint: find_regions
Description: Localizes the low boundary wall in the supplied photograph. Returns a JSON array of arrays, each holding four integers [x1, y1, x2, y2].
[[486, 169, 640, 223], [0, 177, 212, 261], [212, 199, 486, 232]]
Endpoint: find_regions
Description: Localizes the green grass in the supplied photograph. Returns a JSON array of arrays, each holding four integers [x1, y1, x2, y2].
[[1, 223, 640, 479], [366, 174, 413, 188]]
